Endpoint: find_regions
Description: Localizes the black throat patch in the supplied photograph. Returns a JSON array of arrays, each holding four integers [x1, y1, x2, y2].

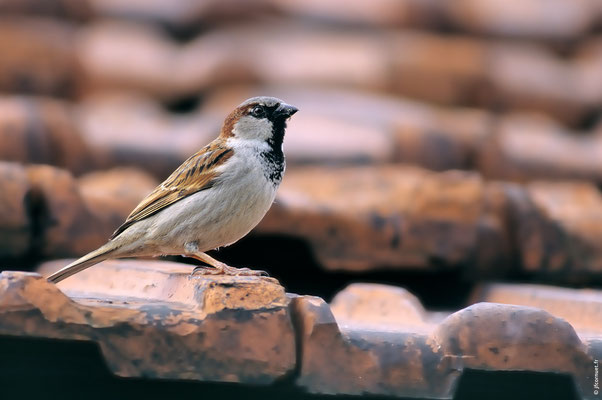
[[261, 118, 286, 185]]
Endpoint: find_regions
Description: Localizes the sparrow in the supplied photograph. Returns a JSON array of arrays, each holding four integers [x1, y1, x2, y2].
[[47, 96, 298, 284]]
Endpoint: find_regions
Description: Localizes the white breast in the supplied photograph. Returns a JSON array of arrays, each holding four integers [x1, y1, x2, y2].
[[143, 145, 279, 253]]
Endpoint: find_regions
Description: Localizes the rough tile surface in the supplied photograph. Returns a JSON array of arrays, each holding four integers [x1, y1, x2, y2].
[[295, 283, 600, 399], [1, 260, 296, 383]]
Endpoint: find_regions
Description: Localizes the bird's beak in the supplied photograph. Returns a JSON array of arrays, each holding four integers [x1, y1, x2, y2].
[[275, 103, 299, 118]]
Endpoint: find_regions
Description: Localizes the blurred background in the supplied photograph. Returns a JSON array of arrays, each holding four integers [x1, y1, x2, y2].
[[1, 1, 602, 399], [2, 0, 602, 306]]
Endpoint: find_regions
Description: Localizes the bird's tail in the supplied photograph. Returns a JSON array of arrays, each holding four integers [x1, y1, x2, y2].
[[46, 241, 120, 284]]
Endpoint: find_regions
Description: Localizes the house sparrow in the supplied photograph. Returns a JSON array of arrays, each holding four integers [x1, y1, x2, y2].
[[47, 96, 298, 283]]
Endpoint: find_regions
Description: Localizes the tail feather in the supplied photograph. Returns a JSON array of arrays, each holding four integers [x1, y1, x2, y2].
[[46, 242, 119, 284]]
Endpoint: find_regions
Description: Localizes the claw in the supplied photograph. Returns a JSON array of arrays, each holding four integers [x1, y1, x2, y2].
[[191, 264, 269, 277], [191, 265, 219, 276]]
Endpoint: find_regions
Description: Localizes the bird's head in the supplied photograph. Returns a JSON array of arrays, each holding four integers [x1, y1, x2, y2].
[[220, 96, 298, 150]]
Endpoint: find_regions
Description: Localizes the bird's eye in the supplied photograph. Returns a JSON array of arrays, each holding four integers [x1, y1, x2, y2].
[[250, 106, 265, 118]]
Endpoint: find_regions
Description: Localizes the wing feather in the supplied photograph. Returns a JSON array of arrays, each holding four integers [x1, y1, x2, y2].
[[110, 141, 233, 239]]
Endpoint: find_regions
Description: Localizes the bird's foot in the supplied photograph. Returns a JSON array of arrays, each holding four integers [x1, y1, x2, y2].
[[191, 263, 269, 277], [185, 251, 269, 277]]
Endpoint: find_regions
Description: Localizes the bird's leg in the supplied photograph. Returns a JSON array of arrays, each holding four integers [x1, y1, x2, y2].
[[187, 251, 268, 277]]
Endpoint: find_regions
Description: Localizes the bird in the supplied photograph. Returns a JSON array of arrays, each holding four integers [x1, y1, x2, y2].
[[47, 96, 298, 284]]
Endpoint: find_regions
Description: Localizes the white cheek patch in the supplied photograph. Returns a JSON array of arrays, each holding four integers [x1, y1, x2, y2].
[[233, 115, 273, 142]]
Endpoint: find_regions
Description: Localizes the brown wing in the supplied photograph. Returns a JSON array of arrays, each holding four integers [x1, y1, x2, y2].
[[110, 141, 233, 239]]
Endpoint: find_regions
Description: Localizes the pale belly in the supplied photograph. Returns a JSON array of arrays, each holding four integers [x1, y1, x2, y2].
[[132, 168, 278, 255]]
